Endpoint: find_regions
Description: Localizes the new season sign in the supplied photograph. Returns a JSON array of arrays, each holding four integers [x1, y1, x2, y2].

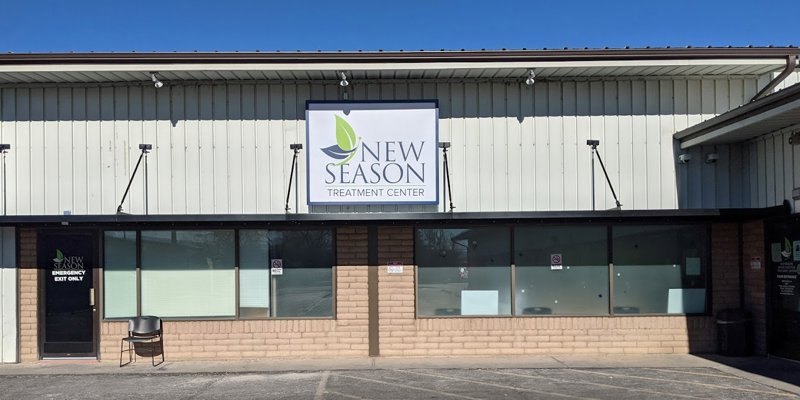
[[306, 101, 439, 205]]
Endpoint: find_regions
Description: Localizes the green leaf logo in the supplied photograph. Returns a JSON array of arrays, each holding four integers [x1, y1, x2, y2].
[[335, 115, 357, 151], [56, 249, 64, 260], [321, 115, 359, 165]]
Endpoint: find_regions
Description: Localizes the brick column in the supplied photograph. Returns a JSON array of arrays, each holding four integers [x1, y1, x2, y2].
[[742, 220, 767, 355], [711, 223, 740, 314], [18, 228, 38, 362], [376, 226, 416, 356]]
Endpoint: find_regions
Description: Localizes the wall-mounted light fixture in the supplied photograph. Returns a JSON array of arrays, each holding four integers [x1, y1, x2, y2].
[[789, 131, 800, 145], [678, 153, 692, 164], [705, 153, 719, 164], [338, 72, 349, 87], [117, 144, 153, 214], [525, 70, 536, 86], [151, 73, 164, 88]]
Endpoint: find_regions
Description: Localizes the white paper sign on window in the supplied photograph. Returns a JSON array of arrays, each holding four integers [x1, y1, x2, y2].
[[306, 101, 439, 205]]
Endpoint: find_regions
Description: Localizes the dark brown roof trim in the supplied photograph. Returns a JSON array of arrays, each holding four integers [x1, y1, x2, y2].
[[1, 47, 798, 65]]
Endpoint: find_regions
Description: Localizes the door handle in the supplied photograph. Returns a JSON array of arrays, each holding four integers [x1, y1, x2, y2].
[[89, 288, 95, 306]]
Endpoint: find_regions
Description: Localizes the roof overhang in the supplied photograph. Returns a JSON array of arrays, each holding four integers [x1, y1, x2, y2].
[[0, 47, 797, 85], [675, 82, 800, 149]]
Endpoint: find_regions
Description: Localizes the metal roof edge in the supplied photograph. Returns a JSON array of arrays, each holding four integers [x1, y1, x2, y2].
[[0, 205, 788, 226], [674, 82, 800, 142], [1, 47, 799, 65]]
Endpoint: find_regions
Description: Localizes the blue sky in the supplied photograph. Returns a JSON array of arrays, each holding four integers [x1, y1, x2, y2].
[[1, 0, 797, 52]]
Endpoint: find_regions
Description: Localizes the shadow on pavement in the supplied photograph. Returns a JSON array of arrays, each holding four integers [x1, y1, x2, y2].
[[698, 354, 800, 388]]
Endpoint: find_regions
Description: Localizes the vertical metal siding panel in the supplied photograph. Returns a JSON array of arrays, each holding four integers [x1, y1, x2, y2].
[[227, 84, 244, 214], [533, 82, 549, 210], [603, 81, 619, 210], [294, 84, 311, 214], [0, 227, 16, 363], [254, 84, 271, 213], [757, 139, 767, 207], [714, 80, 731, 207], [184, 85, 202, 214], [126, 87, 144, 214], [99, 87, 116, 214], [140, 86, 158, 214], [728, 143, 743, 208], [283, 84, 300, 212], [268, 85, 285, 214], [435, 82, 453, 212], [212, 85, 229, 213], [1, 89, 16, 214], [171, 85, 187, 214], [56, 88, 73, 214], [615, 81, 633, 209], [520, 84, 535, 210], [794, 129, 800, 197], [548, 82, 564, 210], [491, 82, 508, 211], [86, 88, 103, 213], [477, 83, 493, 211], [30, 88, 45, 214], [450, 83, 466, 213], [686, 80, 703, 208], [198, 85, 215, 213], [645, 81, 660, 209], [631, 81, 649, 209], [464, 83, 480, 212], [240, 84, 257, 214], [772, 134, 784, 207], [783, 131, 795, 205], [14, 89, 30, 214], [575, 82, 591, 210], [43, 88, 59, 214], [561, 81, 577, 210], [112, 87, 130, 214], [506, 82, 522, 211], [673, 80, 689, 208], [748, 142, 759, 207], [764, 136, 776, 206], [659, 80, 677, 209], [71, 88, 87, 214], [743, 79, 758, 103], [699, 81, 716, 208]]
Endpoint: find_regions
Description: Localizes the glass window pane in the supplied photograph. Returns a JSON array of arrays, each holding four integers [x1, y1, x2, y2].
[[141, 230, 235, 318], [269, 230, 334, 318], [612, 225, 708, 314], [417, 228, 511, 316], [515, 226, 608, 315], [239, 230, 271, 318], [103, 231, 137, 318]]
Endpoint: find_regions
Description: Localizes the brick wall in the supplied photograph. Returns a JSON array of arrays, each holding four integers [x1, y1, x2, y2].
[[18, 228, 37, 362], [711, 223, 740, 314], [376, 226, 725, 356], [742, 220, 767, 355], [99, 227, 370, 361]]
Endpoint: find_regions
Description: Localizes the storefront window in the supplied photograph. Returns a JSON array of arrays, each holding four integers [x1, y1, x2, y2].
[[515, 226, 608, 315], [103, 231, 137, 318], [141, 230, 236, 318], [417, 227, 511, 316], [268, 230, 334, 318], [239, 230, 271, 318], [612, 225, 708, 314]]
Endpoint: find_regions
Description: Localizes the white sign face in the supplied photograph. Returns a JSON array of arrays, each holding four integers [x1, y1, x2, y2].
[[550, 253, 563, 270], [387, 263, 404, 274], [306, 101, 439, 205], [270, 259, 283, 276]]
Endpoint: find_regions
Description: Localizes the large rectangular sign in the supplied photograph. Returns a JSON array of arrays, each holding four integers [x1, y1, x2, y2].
[[306, 101, 439, 205]]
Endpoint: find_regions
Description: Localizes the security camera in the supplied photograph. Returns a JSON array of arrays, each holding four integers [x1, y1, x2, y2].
[[678, 153, 692, 164], [705, 153, 719, 164]]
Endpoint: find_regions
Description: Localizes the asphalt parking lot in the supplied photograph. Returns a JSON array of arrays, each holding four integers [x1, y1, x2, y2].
[[1, 366, 798, 400]]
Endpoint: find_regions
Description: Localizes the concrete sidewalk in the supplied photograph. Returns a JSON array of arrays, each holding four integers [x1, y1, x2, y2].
[[0, 354, 798, 395]]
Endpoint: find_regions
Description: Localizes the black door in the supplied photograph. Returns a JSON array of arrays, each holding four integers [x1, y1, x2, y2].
[[767, 216, 800, 361], [38, 231, 97, 357]]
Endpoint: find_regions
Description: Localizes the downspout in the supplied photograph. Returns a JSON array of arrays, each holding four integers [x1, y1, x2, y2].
[[751, 55, 798, 102]]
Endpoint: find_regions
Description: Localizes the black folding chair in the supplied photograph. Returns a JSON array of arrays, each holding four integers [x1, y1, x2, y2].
[[120, 316, 165, 367]]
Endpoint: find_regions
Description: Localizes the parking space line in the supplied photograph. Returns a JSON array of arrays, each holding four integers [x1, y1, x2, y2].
[[315, 370, 330, 400], [397, 369, 600, 400], [486, 370, 705, 400], [332, 372, 482, 400], [567, 369, 798, 398]]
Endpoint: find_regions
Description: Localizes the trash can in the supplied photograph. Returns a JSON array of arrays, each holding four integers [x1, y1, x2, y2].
[[716, 309, 752, 356]]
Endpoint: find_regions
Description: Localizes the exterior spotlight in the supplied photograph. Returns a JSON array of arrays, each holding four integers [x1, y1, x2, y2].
[[525, 70, 536, 86], [289, 143, 303, 150], [151, 73, 164, 88], [678, 153, 691, 164], [438, 142, 451, 149], [139, 143, 152, 152], [0, 144, 10, 152], [339, 72, 349, 87], [705, 153, 719, 164]]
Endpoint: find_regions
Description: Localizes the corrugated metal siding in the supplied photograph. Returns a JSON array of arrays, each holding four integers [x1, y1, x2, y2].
[[741, 128, 799, 209], [0, 78, 767, 215], [0, 227, 16, 363]]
